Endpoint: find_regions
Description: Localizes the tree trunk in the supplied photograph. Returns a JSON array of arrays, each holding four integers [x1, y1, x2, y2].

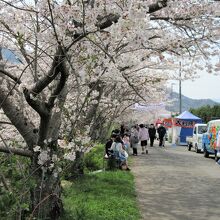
[[30, 150, 63, 220], [89, 115, 106, 141], [68, 151, 84, 179], [29, 88, 68, 219]]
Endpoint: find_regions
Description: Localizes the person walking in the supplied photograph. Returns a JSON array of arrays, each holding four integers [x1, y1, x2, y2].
[[157, 124, 166, 147], [139, 124, 149, 154], [130, 125, 139, 156], [148, 124, 156, 147]]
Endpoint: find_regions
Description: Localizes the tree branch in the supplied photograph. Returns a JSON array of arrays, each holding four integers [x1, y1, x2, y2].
[[0, 145, 33, 157], [0, 69, 22, 84], [23, 88, 50, 117], [0, 121, 12, 125], [95, 0, 168, 30], [31, 46, 64, 94], [22, 46, 66, 116], [121, 73, 146, 101], [96, 13, 120, 30], [148, 0, 168, 13], [47, 61, 69, 108], [66, 0, 168, 51], [48, 87, 68, 142], [0, 173, 10, 191], [150, 16, 191, 21], [0, 87, 38, 148]]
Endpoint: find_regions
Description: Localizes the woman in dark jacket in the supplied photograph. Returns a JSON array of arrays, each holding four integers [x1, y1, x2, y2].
[[148, 124, 156, 147], [157, 124, 166, 147]]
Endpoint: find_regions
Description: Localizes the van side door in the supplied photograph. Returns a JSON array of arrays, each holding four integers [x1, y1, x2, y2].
[[193, 126, 197, 146]]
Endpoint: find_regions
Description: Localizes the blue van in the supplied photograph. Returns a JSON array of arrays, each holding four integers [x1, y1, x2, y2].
[[202, 119, 220, 161]]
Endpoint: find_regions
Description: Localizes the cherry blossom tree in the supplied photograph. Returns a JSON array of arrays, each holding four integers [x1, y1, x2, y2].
[[0, 0, 220, 218]]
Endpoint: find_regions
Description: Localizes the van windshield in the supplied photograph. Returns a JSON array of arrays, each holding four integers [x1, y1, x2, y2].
[[198, 126, 207, 134]]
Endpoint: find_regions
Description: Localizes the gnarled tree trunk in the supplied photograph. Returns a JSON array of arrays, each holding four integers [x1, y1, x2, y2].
[[30, 150, 63, 220]]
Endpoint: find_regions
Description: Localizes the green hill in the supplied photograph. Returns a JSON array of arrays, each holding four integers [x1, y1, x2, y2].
[[166, 92, 218, 112]]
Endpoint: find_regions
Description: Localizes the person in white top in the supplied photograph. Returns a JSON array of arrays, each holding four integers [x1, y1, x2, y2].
[[139, 124, 149, 154], [110, 136, 130, 170]]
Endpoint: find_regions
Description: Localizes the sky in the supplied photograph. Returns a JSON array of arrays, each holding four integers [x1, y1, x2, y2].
[[169, 72, 220, 102], [1, 48, 22, 64]]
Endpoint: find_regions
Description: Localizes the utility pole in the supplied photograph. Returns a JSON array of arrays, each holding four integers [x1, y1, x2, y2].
[[171, 83, 176, 146], [171, 83, 175, 100], [179, 61, 182, 114]]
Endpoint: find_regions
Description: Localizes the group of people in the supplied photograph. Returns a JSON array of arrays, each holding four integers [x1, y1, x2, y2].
[[105, 123, 167, 170]]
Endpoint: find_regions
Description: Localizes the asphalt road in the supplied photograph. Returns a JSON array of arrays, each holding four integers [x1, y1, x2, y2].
[[131, 142, 220, 220]]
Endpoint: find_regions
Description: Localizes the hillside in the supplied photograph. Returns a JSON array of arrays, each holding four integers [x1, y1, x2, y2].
[[166, 92, 219, 112]]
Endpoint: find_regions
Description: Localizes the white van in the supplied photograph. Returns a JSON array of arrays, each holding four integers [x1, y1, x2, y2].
[[186, 123, 207, 153]]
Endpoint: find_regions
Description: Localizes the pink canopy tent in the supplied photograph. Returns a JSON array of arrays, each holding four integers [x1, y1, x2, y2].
[[155, 119, 163, 126]]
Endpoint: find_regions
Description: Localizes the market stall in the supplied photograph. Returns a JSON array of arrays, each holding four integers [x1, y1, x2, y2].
[[173, 111, 202, 145]]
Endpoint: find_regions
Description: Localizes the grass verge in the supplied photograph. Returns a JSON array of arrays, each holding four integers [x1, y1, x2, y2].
[[62, 171, 140, 220]]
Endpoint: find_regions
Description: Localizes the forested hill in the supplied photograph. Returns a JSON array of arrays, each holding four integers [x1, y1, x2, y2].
[[166, 92, 219, 112]]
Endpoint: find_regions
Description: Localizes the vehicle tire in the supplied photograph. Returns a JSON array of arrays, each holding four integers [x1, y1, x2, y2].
[[215, 151, 218, 162], [188, 144, 192, 151], [204, 148, 209, 158], [195, 144, 199, 153]]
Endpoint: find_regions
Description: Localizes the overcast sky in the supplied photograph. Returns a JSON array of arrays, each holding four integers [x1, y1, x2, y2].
[[170, 72, 220, 102]]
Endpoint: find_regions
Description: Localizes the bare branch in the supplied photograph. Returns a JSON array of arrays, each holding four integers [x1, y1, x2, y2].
[[47, 0, 60, 45]]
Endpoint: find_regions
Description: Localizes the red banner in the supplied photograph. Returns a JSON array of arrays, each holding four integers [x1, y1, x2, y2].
[[163, 118, 172, 128], [173, 119, 195, 128]]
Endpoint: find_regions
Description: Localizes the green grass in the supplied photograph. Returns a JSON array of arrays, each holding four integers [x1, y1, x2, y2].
[[62, 143, 140, 219], [84, 143, 105, 171], [62, 171, 141, 220], [83, 142, 132, 171]]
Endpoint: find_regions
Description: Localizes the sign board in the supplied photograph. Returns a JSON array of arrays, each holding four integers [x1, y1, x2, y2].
[[173, 119, 195, 128]]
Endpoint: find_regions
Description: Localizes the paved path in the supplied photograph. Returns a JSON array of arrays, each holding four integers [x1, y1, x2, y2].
[[131, 143, 220, 220]]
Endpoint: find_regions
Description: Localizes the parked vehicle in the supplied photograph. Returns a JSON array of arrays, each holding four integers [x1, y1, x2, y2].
[[186, 123, 207, 153], [202, 119, 220, 161]]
